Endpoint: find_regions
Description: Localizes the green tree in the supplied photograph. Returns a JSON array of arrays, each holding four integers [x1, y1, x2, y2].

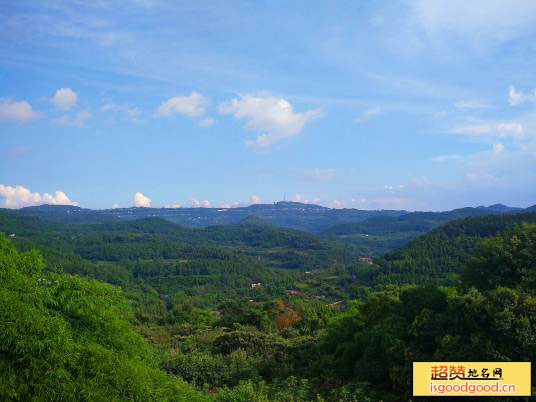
[[0, 233, 203, 401], [461, 223, 536, 291]]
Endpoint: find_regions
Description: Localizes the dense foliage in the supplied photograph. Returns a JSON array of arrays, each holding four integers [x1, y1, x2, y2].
[[0, 233, 204, 401], [321, 206, 526, 255], [1, 208, 535, 400], [372, 212, 536, 286], [10, 202, 408, 231]]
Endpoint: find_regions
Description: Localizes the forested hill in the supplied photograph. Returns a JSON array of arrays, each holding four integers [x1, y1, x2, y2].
[[370, 211, 536, 286], [0, 211, 348, 254], [2, 208, 536, 400], [11, 202, 522, 236], [526, 204, 536, 211], [10, 202, 407, 231], [322, 204, 524, 237], [4, 206, 536, 298], [0, 208, 363, 308], [8, 202, 530, 255], [319, 204, 530, 255]]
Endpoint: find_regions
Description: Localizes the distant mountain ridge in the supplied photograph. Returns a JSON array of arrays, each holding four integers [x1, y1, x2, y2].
[[322, 204, 527, 236], [7, 201, 531, 234], [373, 211, 536, 286], [11, 201, 407, 231], [319, 203, 531, 254], [476, 203, 523, 212]]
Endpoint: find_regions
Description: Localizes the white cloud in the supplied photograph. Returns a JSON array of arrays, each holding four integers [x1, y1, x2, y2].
[[0, 184, 78, 208], [455, 100, 490, 109], [455, 141, 533, 190], [451, 122, 524, 139], [355, 107, 381, 123], [0, 185, 41, 208], [199, 117, 215, 127], [384, 184, 405, 194], [126, 108, 142, 121], [101, 102, 142, 121], [508, 85, 536, 106], [0, 99, 37, 123], [158, 92, 208, 117], [42, 191, 76, 205], [465, 171, 495, 183], [492, 143, 505, 154], [101, 103, 115, 112], [134, 192, 151, 207], [249, 194, 261, 204], [219, 94, 322, 148], [112, 203, 120, 209], [190, 199, 211, 208], [350, 197, 368, 206], [52, 88, 78, 110], [330, 199, 343, 208], [291, 194, 309, 203], [218, 201, 241, 209], [304, 168, 336, 181], [431, 154, 464, 162], [54, 111, 92, 127], [325, 196, 415, 210], [164, 203, 181, 208], [410, 0, 536, 41]]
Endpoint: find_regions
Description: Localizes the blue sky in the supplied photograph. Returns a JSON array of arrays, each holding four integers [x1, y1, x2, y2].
[[1, 0, 536, 210]]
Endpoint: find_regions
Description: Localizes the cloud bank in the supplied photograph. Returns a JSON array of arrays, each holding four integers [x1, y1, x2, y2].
[[191, 199, 211, 208], [134, 192, 151, 207], [0, 184, 78, 208]]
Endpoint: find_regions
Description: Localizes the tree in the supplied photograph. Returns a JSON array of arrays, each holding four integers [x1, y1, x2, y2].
[[0, 233, 203, 401], [461, 223, 536, 292]]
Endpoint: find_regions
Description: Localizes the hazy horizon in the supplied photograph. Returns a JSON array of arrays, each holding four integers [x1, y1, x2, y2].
[[4, 199, 533, 213]]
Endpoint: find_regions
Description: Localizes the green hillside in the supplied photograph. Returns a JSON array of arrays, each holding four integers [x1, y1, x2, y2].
[[320, 206, 525, 255], [372, 211, 536, 286], [2, 209, 536, 400]]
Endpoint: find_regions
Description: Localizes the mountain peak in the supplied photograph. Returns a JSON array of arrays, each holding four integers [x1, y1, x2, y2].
[[479, 204, 522, 212]]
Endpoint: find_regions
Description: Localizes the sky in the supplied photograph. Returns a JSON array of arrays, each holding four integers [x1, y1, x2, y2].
[[1, 0, 536, 211]]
